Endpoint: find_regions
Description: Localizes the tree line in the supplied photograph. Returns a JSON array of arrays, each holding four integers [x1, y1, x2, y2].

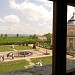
[[0, 33, 52, 45]]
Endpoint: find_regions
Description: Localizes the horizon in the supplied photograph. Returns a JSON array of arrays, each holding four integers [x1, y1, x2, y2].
[[0, 33, 52, 36]]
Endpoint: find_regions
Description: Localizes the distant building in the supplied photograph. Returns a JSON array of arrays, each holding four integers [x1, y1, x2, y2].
[[38, 36, 47, 40], [67, 13, 75, 50]]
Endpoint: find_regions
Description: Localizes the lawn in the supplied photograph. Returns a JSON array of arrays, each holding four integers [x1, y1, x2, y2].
[[0, 45, 13, 52], [15, 45, 33, 50], [0, 45, 33, 52], [31, 56, 52, 65], [0, 60, 29, 74]]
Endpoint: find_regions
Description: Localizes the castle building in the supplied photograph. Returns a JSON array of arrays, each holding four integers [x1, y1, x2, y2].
[[50, 13, 75, 50], [67, 13, 75, 50]]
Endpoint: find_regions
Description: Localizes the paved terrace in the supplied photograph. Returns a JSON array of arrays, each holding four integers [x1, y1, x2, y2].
[[0, 44, 52, 62]]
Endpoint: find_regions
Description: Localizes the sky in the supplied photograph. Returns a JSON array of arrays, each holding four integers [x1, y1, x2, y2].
[[0, 0, 75, 35]]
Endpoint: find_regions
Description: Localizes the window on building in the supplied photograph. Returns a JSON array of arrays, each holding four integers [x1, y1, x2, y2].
[[69, 30, 74, 36]]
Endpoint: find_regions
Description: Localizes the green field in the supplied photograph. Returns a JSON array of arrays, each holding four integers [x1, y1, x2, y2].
[[31, 56, 52, 65], [0, 37, 37, 45], [15, 45, 33, 50], [0, 60, 29, 74], [0, 37, 29, 44], [0, 45, 33, 52], [0, 45, 13, 52]]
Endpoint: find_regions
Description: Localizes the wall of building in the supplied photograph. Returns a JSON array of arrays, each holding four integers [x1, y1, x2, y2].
[[67, 25, 75, 49]]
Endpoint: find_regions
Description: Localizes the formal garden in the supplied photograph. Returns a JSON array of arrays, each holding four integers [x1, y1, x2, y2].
[[0, 33, 52, 74], [0, 45, 33, 52], [0, 56, 52, 74]]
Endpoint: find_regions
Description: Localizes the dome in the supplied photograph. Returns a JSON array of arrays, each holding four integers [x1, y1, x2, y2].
[[67, 13, 75, 25]]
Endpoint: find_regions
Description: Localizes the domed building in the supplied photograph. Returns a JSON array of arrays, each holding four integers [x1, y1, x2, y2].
[[67, 13, 75, 50]]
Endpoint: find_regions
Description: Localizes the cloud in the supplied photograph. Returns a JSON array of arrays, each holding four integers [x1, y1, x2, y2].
[[1, 0, 75, 35], [0, 14, 21, 33], [37, 0, 53, 7], [0, 15, 20, 27], [0, 0, 53, 34], [25, 0, 29, 2], [9, 0, 52, 21], [67, 5, 75, 21], [9, 0, 53, 30], [3, 15, 20, 24], [0, 18, 3, 23]]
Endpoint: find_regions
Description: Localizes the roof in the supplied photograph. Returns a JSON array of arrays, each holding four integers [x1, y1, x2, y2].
[[38, 36, 47, 40], [67, 13, 75, 25]]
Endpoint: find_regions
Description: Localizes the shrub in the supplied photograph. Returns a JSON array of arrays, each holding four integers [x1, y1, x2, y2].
[[33, 44, 36, 49]]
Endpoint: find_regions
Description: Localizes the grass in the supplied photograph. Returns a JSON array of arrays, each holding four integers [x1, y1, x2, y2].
[[15, 45, 33, 50], [0, 37, 38, 45], [31, 56, 52, 65], [0, 60, 29, 74], [31, 56, 70, 65], [0, 37, 29, 44], [0, 45, 33, 52], [0, 45, 13, 52]]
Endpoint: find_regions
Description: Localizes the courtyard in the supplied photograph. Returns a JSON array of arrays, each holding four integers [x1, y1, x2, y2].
[[0, 44, 52, 73], [0, 44, 74, 74]]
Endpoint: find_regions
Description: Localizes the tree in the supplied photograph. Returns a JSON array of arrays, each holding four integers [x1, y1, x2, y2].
[[44, 33, 51, 43], [26, 43, 28, 46], [5, 34, 7, 37], [32, 34, 37, 39], [29, 35, 32, 39], [17, 33, 19, 37], [22, 42, 25, 46], [1, 34, 3, 37], [19, 43, 21, 46], [26, 40, 29, 46], [33, 43, 36, 49]]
